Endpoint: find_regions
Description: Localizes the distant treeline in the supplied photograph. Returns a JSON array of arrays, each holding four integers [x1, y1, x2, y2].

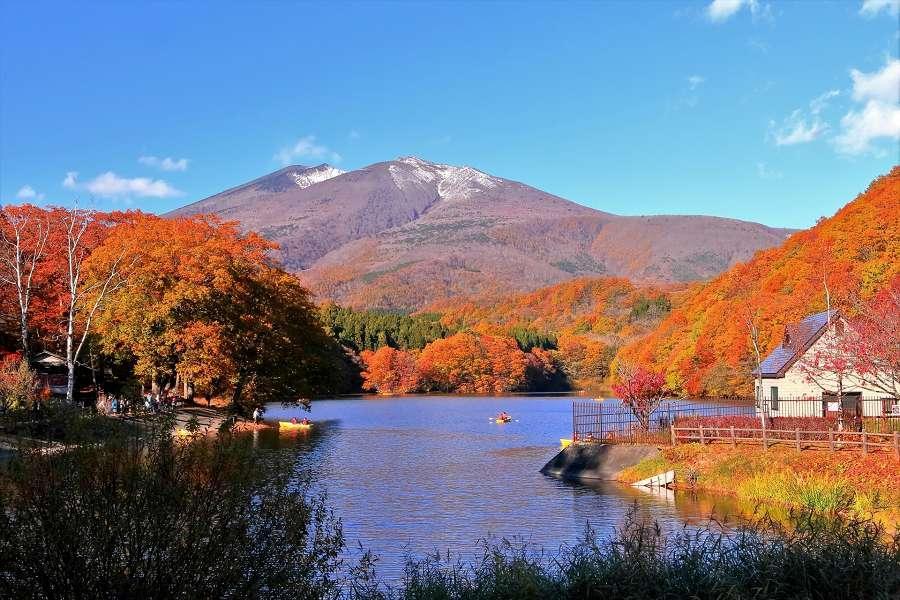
[[319, 304, 452, 352]]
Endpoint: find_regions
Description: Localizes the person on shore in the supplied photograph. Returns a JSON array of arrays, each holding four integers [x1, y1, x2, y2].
[[110, 396, 119, 415], [252, 407, 261, 425]]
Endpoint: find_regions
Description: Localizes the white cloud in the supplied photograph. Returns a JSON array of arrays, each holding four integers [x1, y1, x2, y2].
[[769, 89, 840, 146], [809, 89, 840, 115], [835, 58, 900, 154], [859, 0, 899, 18], [834, 99, 900, 154], [770, 109, 829, 146], [15, 185, 45, 201], [138, 155, 189, 172], [62, 171, 78, 189], [274, 135, 342, 165], [747, 37, 769, 53], [756, 162, 783, 180], [849, 58, 900, 103], [687, 75, 706, 90], [61, 171, 182, 199], [707, 0, 770, 23]]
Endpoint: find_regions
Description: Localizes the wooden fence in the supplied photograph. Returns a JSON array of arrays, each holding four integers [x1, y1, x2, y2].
[[573, 397, 900, 458], [673, 424, 900, 457]]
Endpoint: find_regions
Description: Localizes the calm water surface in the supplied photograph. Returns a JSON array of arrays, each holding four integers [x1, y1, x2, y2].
[[256, 395, 742, 579]]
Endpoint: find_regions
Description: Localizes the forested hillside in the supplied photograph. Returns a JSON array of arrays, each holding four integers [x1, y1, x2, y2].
[[617, 166, 900, 397]]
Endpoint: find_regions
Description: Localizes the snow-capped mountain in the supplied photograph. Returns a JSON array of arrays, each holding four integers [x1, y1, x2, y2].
[[169, 156, 793, 309]]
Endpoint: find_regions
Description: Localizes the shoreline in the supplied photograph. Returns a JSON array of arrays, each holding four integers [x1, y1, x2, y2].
[[615, 443, 900, 527]]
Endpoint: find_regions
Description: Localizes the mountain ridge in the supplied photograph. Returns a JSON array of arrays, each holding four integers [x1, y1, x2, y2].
[[169, 156, 794, 309]]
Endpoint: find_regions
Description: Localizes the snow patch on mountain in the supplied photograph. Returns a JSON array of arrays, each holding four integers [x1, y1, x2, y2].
[[390, 157, 500, 200], [290, 165, 344, 189]]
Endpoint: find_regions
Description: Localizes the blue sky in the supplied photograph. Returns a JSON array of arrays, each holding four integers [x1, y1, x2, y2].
[[1, 0, 897, 229]]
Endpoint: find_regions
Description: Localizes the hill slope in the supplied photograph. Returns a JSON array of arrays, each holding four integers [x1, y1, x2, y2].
[[617, 166, 900, 397], [171, 157, 792, 309]]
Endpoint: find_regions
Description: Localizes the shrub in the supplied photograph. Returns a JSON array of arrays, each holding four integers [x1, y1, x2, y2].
[[356, 510, 900, 599], [0, 355, 37, 411], [0, 421, 352, 599]]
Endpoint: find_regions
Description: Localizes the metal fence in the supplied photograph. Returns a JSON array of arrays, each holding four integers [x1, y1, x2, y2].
[[572, 399, 756, 445], [573, 396, 900, 447]]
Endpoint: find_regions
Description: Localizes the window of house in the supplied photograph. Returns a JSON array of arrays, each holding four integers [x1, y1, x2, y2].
[[770, 386, 779, 411]]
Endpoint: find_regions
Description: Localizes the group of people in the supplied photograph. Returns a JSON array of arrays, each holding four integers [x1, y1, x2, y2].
[[101, 392, 182, 416], [143, 392, 179, 414]]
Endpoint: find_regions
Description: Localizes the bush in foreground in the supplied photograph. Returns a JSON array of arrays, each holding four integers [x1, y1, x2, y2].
[[363, 513, 899, 600], [0, 424, 352, 599], [0, 419, 897, 599]]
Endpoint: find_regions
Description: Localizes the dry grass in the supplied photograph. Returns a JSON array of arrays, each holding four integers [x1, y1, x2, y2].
[[617, 443, 900, 523]]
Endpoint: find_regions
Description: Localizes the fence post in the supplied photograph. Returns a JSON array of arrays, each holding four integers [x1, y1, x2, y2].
[[670, 425, 676, 446], [699, 425, 705, 445], [894, 431, 899, 460], [795, 428, 800, 451], [762, 424, 767, 451], [829, 430, 834, 452], [862, 430, 867, 455], [730, 426, 736, 448]]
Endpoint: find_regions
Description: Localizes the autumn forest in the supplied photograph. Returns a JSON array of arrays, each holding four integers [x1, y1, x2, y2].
[[1, 167, 898, 406]]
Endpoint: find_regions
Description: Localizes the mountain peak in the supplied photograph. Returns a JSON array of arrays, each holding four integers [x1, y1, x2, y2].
[[282, 164, 345, 190], [387, 156, 499, 199]]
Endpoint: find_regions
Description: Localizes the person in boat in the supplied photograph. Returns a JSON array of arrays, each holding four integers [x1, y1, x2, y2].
[[498, 411, 510, 421], [300, 417, 311, 425], [290, 417, 298, 425]]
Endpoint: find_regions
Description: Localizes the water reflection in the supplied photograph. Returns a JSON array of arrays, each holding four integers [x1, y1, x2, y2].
[[246, 395, 746, 580]]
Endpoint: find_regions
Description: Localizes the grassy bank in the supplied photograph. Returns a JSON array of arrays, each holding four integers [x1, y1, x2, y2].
[[618, 444, 900, 519]]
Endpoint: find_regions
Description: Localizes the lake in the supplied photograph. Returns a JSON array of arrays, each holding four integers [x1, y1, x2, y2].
[[257, 395, 743, 580]]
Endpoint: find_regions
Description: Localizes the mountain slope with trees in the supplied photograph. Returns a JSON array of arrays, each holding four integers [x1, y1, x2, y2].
[[617, 166, 900, 397]]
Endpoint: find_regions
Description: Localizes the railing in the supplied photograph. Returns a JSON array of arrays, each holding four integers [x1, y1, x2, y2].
[[573, 396, 900, 451], [573, 399, 755, 445], [673, 425, 900, 457]]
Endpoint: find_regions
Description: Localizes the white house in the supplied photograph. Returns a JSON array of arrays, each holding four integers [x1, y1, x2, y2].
[[753, 310, 898, 419]]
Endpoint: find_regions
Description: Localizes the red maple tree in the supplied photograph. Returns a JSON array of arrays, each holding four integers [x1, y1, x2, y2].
[[612, 362, 668, 431]]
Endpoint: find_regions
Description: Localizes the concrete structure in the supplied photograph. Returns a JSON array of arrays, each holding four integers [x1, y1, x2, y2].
[[540, 443, 660, 481], [753, 310, 898, 418]]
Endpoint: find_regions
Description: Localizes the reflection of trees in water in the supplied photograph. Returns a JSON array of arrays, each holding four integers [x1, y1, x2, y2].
[[235, 418, 340, 495], [561, 478, 756, 537]]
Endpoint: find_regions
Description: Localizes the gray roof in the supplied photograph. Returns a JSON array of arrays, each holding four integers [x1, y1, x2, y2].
[[755, 309, 837, 378]]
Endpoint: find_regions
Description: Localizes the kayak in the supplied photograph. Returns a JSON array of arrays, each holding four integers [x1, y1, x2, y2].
[[279, 420, 313, 430], [494, 416, 512, 424]]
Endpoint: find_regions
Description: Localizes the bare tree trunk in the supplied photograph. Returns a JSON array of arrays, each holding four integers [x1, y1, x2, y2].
[[66, 306, 76, 403], [0, 210, 49, 360], [62, 206, 128, 404], [747, 310, 766, 429]]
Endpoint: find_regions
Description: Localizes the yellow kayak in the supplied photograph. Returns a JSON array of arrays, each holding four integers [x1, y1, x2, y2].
[[495, 417, 512, 424], [279, 420, 313, 430]]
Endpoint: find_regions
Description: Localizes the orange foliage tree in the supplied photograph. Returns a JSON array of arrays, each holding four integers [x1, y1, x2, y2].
[[360, 347, 420, 394], [0, 205, 51, 358], [91, 214, 347, 408], [418, 331, 528, 394]]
